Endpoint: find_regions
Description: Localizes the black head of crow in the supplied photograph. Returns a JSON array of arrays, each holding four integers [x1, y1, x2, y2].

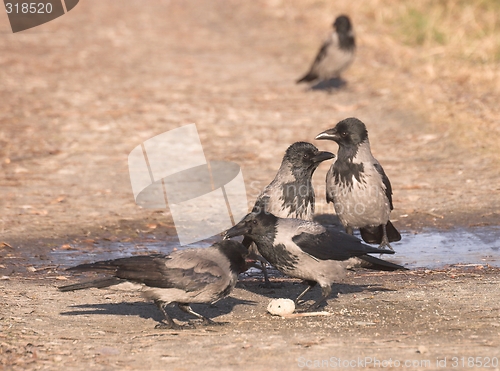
[[317, 117, 368, 148], [282, 141, 335, 178], [333, 15, 355, 51], [253, 141, 334, 220]]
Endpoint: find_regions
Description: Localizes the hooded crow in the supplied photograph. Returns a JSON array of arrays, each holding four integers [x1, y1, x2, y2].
[[59, 240, 248, 329], [297, 15, 355, 84], [225, 212, 405, 310], [245, 142, 334, 286], [315, 117, 401, 250]]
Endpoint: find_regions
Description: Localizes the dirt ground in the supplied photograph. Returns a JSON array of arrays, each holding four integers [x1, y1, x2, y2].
[[1, 1, 500, 370]]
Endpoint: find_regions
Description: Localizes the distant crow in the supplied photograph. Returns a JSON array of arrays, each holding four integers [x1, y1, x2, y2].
[[316, 117, 401, 249], [245, 142, 334, 286], [59, 240, 248, 329], [225, 212, 405, 310], [297, 15, 355, 84]]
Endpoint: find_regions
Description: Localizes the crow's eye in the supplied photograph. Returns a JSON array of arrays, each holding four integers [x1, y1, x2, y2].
[[340, 131, 348, 137], [303, 153, 309, 159], [252, 220, 257, 225]]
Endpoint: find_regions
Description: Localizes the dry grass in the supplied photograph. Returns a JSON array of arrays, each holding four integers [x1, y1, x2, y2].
[[267, 0, 500, 161], [393, 1, 500, 60], [376, 0, 500, 158]]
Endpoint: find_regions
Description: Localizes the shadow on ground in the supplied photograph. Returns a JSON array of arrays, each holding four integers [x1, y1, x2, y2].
[[59, 297, 256, 324], [310, 77, 347, 91]]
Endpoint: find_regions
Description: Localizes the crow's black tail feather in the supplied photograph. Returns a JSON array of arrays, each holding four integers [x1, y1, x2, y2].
[[58, 277, 124, 292], [66, 261, 120, 272], [296, 72, 318, 84], [360, 221, 401, 245], [357, 255, 408, 271]]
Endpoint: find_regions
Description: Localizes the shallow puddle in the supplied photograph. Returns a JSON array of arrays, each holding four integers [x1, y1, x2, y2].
[[390, 226, 500, 269], [48, 227, 500, 270]]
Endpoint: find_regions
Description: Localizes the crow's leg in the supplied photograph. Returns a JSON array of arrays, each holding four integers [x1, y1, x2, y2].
[[257, 260, 283, 288], [154, 300, 181, 330], [261, 262, 269, 285], [345, 226, 353, 235], [247, 247, 281, 288], [259, 260, 273, 288], [246, 259, 276, 288], [247, 240, 273, 288], [307, 284, 332, 311], [378, 224, 394, 251], [295, 280, 317, 305], [178, 303, 225, 326]]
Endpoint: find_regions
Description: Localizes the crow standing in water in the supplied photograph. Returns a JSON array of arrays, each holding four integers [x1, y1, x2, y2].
[[59, 240, 248, 329], [316, 117, 401, 250], [244, 142, 334, 286], [297, 15, 355, 85], [225, 212, 406, 310]]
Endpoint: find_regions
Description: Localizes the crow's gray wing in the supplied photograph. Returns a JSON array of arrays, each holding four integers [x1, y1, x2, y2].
[[292, 227, 394, 261], [150, 250, 227, 291], [310, 41, 331, 71], [66, 254, 167, 275], [67, 253, 225, 292], [373, 162, 393, 210], [297, 40, 331, 83], [325, 166, 335, 203]]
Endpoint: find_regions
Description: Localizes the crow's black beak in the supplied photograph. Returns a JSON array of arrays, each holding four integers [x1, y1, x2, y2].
[[312, 150, 335, 163], [315, 128, 338, 141], [223, 220, 251, 239]]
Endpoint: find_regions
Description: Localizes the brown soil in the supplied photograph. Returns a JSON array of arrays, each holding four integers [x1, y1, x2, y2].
[[1, 1, 499, 370]]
